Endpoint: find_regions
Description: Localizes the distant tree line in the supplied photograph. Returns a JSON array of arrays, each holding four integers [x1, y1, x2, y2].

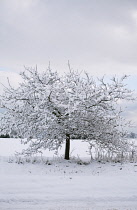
[[127, 132, 137, 139], [0, 134, 10, 138]]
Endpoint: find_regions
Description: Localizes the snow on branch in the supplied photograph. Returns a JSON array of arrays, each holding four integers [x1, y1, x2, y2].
[[0, 66, 135, 157]]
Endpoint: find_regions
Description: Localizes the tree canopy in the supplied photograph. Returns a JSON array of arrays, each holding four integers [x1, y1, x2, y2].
[[0, 66, 134, 159]]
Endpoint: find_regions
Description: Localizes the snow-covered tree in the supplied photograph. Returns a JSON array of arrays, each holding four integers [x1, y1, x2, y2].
[[0, 66, 134, 159]]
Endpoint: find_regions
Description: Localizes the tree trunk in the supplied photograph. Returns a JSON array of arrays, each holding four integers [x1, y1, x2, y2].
[[65, 134, 70, 160]]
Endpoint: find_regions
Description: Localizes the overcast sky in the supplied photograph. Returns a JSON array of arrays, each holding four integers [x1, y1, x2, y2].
[[0, 0, 137, 130]]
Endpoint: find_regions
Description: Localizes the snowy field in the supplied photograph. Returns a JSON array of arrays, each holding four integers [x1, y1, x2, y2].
[[0, 138, 137, 210]]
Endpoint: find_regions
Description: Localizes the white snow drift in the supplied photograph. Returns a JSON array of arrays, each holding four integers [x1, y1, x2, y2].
[[0, 138, 137, 210]]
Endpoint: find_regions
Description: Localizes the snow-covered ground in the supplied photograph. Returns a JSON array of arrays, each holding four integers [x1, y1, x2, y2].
[[0, 138, 137, 210]]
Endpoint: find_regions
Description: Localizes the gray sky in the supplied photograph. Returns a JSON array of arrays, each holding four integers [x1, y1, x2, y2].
[[0, 0, 137, 131]]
